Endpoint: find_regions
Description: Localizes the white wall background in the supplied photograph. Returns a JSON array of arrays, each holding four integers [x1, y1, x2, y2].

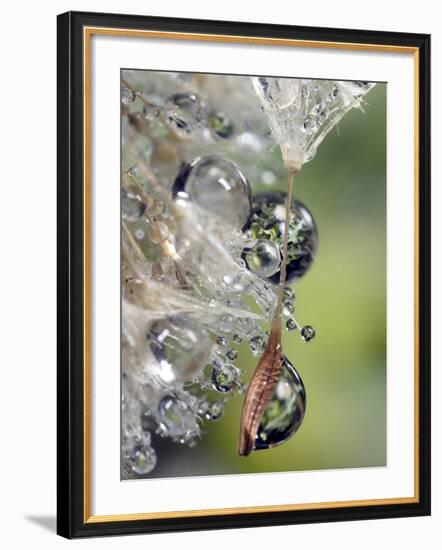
[[0, 1, 439, 548]]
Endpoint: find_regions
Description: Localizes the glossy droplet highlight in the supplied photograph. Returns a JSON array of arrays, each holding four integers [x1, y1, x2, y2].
[[301, 325, 316, 342], [254, 356, 306, 451], [165, 93, 206, 135], [172, 155, 252, 229], [148, 316, 211, 382], [243, 239, 281, 278], [211, 364, 238, 393], [205, 400, 225, 421], [158, 395, 198, 437], [245, 191, 318, 283], [129, 444, 157, 475]]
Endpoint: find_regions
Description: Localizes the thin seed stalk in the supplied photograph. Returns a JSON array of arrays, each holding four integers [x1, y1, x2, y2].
[[274, 170, 295, 323]]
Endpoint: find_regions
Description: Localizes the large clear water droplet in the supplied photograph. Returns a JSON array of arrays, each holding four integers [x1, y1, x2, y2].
[[254, 356, 306, 451], [244, 191, 318, 283], [165, 93, 206, 135], [148, 316, 211, 383], [172, 155, 252, 229], [243, 239, 281, 278]]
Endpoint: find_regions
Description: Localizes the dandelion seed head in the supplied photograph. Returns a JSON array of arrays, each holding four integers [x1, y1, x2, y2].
[[252, 76, 375, 172]]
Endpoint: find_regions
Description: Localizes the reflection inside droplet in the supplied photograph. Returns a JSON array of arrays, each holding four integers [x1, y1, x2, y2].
[[243, 239, 281, 278], [254, 356, 306, 451], [148, 316, 211, 382], [158, 395, 198, 437], [165, 93, 206, 135], [172, 155, 252, 229], [244, 191, 318, 283]]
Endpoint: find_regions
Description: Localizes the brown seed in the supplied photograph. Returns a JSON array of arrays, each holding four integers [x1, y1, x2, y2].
[[238, 170, 295, 456], [238, 323, 283, 456]]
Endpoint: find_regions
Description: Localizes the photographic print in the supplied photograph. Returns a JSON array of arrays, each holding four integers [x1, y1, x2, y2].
[[120, 70, 386, 480]]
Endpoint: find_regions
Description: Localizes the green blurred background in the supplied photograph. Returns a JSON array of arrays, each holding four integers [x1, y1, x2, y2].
[[149, 84, 387, 478]]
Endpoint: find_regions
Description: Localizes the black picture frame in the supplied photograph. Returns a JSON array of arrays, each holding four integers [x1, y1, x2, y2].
[[57, 10, 431, 539]]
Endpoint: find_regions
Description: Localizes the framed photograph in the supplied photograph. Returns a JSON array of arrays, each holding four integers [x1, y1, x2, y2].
[[57, 11, 431, 538]]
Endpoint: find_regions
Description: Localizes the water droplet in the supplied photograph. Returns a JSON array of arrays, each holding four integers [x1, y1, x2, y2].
[[209, 111, 234, 139], [301, 325, 316, 342], [254, 356, 306, 451], [122, 87, 136, 105], [226, 348, 238, 361], [283, 300, 294, 315], [317, 110, 328, 124], [243, 191, 318, 283], [249, 334, 265, 355], [122, 188, 145, 221], [211, 364, 238, 393], [216, 335, 227, 347], [129, 444, 157, 475], [233, 333, 243, 344], [143, 104, 161, 121], [172, 155, 252, 229], [197, 400, 210, 415], [286, 318, 297, 332], [165, 93, 206, 135], [158, 395, 198, 437], [148, 316, 211, 382], [205, 400, 225, 421], [243, 239, 281, 278], [302, 114, 317, 134]]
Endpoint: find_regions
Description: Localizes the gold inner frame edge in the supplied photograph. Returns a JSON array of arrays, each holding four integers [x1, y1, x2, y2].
[[82, 26, 420, 524]]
